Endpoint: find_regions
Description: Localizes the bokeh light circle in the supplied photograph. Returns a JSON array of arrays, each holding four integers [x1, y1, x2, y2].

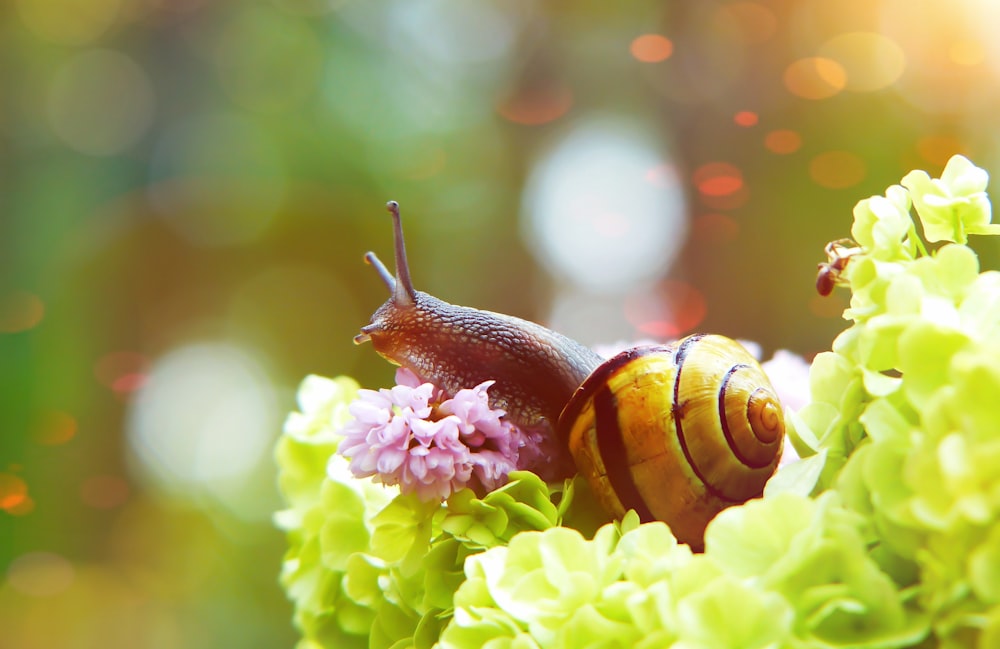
[[497, 85, 574, 126], [950, 39, 985, 66], [215, 6, 323, 113], [521, 118, 687, 293], [147, 113, 286, 247], [916, 135, 966, 166], [765, 129, 802, 154], [630, 34, 674, 63], [0, 291, 45, 332], [6, 552, 75, 597], [783, 57, 847, 99], [125, 342, 279, 515], [734, 111, 759, 127], [0, 473, 29, 512], [18, 0, 122, 46], [46, 49, 154, 156], [809, 150, 867, 189], [385, 0, 519, 66], [35, 411, 77, 446], [693, 162, 744, 197], [818, 32, 906, 92]]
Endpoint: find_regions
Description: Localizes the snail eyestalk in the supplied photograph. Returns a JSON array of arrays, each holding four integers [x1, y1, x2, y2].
[[387, 200, 416, 307], [364, 251, 396, 293]]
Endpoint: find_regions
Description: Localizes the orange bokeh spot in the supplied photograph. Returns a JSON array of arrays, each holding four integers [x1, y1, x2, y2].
[[764, 129, 802, 154], [5, 494, 35, 516], [693, 162, 744, 197], [916, 135, 966, 167], [36, 411, 78, 446], [783, 57, 846, 100], [692, 213, 740, 245], [734, 111, 758, 127], [625, 280, 707, 338], [950, 39, 985, 66], [1, 473, 28, 511], [0, 291, 45, 333], [630, 34, 674, 63], [497, 85, 573, 126], [810, 150, 866, 189]]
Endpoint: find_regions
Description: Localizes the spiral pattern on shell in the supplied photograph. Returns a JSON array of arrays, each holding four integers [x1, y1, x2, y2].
[[558, 334, 785, 551]]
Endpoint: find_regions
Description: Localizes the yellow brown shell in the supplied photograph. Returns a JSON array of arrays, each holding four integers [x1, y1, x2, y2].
[[558, 334, 784, 551]]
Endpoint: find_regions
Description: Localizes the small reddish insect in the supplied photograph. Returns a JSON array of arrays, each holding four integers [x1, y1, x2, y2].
[[816, 239, 862, 296]]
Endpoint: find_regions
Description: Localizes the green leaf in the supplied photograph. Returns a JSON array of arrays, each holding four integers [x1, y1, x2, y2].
[[370, 493, 441, 570], [763, 450, 827, 498]]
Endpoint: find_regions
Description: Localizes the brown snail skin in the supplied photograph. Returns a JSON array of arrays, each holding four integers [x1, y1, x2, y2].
[[355, 201, 785, 550]]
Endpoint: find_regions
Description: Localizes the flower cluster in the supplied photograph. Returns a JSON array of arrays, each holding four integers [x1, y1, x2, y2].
[[441, 492, 925, 649], [791, 154, 1000, 645], [336, 368, 528, 500], [276, 155, 1000, 649]]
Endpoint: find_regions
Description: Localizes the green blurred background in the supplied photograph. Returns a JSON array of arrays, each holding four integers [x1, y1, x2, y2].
[[3, 0, 1000, 646]]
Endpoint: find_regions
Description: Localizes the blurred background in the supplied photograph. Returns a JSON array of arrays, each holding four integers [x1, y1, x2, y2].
[[3, 0, 1000, 646]]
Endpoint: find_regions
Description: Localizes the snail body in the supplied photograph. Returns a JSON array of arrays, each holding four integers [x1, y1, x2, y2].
[[355, 201, 784, 549]]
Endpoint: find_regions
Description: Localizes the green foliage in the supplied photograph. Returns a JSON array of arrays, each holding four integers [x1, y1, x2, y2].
[[277, 155, 1000, 648]]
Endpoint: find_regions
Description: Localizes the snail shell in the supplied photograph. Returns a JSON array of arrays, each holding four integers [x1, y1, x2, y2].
[[558, 334, 784, 550]]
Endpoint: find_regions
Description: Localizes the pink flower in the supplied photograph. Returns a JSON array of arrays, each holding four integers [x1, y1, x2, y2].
[[335, 368, 530, 500]]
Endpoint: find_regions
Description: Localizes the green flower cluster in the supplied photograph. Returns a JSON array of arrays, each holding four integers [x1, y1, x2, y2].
[[275, 374, 605, 648], [275, 155, 1000, 648], [441, 492, 926, 649], [792, 155, 1000, 646]]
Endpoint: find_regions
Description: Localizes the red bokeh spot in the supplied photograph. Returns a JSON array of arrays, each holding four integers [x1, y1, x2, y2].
[[497, 85, 573, 126], [112, 373, 149, 393], [693, 162, 744, 197], [734, 111, 759, 127]]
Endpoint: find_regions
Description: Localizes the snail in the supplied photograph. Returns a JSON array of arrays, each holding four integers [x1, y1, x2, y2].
[[355, 201, 784, 550]]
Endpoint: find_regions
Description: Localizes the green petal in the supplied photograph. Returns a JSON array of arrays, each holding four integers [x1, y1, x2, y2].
[[896, 321, 969, 406], [763, 449, 827, 498]]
